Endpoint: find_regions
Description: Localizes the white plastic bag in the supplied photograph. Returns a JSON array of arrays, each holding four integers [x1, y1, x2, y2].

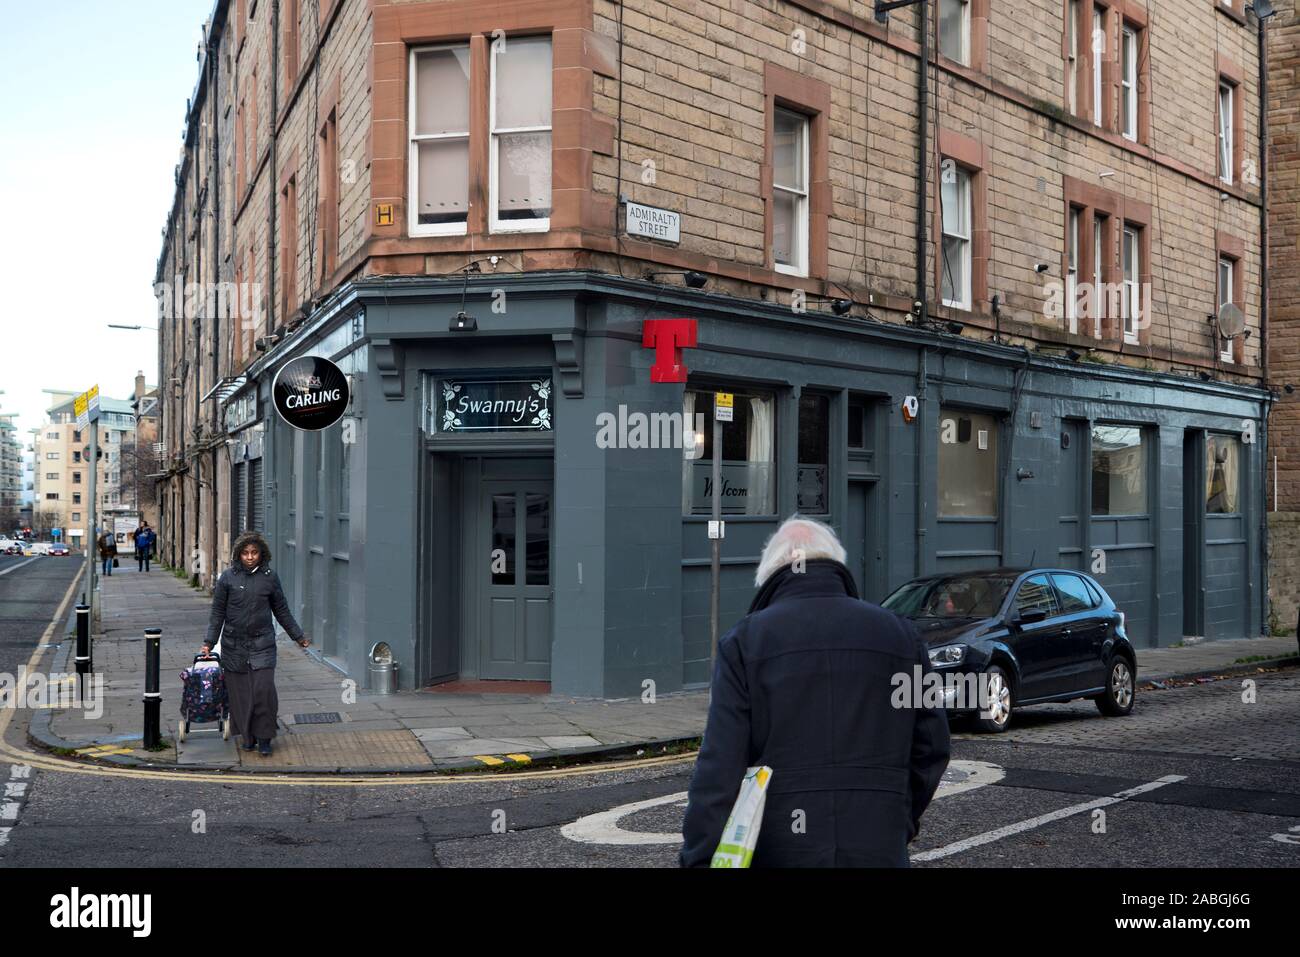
[[710, 766, 773, 868]]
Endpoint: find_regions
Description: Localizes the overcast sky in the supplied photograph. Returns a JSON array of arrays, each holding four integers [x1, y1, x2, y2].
[[0, 0, 214, 492]]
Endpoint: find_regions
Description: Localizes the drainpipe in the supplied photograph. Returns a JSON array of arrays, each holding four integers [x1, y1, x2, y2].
[[269, 0, 280, 339], [915, 346, 929, 578], [1257, 8, 1271, 635], [209, 22, 222, 586], [915, 0, 930, 328]]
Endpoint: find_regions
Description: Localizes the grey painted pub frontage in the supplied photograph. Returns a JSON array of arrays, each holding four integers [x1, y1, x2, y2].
[[227, 273, 1270, 698]]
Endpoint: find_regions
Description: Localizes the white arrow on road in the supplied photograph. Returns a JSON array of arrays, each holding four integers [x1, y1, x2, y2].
[[561, 760, 1005, 846]]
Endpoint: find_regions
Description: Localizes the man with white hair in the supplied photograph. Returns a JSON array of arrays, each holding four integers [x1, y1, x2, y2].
[[680, 516, 950, 867]]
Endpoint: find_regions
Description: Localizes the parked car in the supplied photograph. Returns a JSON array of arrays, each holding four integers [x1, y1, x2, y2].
[[47, 544, 70, 556], [881, 568, 1137, 733], [0, 538, 17, 554]]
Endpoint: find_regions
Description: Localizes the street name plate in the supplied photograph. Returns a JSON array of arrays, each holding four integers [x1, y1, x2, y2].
[[625, 201, 681, 244]]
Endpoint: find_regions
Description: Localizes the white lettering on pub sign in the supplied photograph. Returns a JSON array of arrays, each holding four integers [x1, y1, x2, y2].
[[625, 201, 682, 244], [439, 378, 553, 432], [272, 356, 349, 431]]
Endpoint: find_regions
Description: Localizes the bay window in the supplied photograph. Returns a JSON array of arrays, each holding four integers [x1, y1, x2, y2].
[[491, 35, 553, 231], [410, 44, 471, 234]]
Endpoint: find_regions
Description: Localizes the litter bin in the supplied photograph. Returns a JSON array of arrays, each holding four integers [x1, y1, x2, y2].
[[368, 642, 398, 694]]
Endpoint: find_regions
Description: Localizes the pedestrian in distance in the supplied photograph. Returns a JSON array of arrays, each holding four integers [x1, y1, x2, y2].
[[680, 516, 951, 867], [97, 527, 118, 577], [201, 530, 310, 756], [134, 521, 156, 572]]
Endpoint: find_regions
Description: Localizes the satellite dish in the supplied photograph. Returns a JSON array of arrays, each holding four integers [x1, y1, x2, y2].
[[1217, 302, 1246, 340]]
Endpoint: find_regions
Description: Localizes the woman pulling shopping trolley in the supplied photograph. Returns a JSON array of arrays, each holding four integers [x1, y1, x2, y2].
[[202, 531, 310, 756]]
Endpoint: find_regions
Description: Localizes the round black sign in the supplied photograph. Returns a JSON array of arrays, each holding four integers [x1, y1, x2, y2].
[[272, 356, 349, 431]]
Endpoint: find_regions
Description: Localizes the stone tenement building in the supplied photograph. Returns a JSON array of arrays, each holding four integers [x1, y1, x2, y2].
[[157, 0, 1273, 697], [1266, 0, 1300, 630]]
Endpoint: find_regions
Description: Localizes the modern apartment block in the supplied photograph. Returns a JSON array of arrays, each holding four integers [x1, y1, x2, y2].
[[30, 386, 154, 548], [0, 411, 22, 519], [157, 0, 1274, 696]]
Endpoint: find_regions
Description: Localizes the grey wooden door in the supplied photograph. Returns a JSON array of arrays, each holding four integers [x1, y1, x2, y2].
[[478, 479, 553, 679]]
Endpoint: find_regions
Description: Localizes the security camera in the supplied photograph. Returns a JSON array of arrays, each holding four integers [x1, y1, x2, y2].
[[1035, 263, 1051, 274]]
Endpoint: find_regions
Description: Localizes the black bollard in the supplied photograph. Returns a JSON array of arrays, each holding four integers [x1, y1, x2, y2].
[[143, 628, 162, 749], [75, 605, 90, 705]]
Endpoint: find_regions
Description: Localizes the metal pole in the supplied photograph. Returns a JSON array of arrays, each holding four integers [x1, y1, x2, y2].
[[143, 627, 162, 748], [915, 0, 930, 328], [75, 604, 90, 705], [710, 413, 721, 662], [84, 420, 98, 609]]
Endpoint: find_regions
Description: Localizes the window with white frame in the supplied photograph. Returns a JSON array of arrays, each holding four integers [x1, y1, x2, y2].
[[1121, 225, 1140, 344], [941, 161, 972, 310], [938, 0, 970, 65], [409, 44, 470, 235], [1092, 214, 1106, 338], [772, 107, 809, 276], [1067, 0, 1080, 114], [1067, 207, 1080, 333], [1218, 256, 1235, 361], [491, 35, 553, 231], [1218, 82, 1234, 185], [1120, 26, 1137, 141], [1092, 5, 1105, 126]]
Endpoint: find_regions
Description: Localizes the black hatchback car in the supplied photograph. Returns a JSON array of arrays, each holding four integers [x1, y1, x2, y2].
[[881, 568, 1137, 732]]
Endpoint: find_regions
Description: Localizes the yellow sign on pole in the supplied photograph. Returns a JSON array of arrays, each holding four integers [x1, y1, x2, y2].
[[715, 392, 733, 422], [74, 385, 100, 428]]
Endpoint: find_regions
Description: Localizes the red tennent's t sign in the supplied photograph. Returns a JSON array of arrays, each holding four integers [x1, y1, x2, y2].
[[642, 318, 698, 383]]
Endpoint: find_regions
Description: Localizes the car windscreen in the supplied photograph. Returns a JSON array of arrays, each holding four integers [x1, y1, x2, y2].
[[882, 575, 1017, 619]]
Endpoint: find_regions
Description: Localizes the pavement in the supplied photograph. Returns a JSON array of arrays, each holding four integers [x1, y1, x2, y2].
[[27, 561, 1300, 773]]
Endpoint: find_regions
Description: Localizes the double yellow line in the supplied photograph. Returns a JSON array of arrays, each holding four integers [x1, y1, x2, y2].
[[0, 570, 696, 788]]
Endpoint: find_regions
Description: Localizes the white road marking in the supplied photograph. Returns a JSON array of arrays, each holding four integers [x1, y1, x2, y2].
[[562, 791, 687, 845], [0, 766, 34, 859], [0, 558, 38, 578], [8, 765, 30, 780], [0, 802, 18, 821], [0, 828, 9, 847], [911, 774, 1187, 862], [562, 760, 1005, 846], [3, 783, 26, 799]]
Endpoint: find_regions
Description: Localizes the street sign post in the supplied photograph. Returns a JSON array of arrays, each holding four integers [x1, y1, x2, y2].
[[75, 386, 101, 617], [710, 392, 730, 662]]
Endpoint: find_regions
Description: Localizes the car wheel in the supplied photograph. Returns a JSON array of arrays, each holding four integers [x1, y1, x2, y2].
[[975, 665, 1013, 733], [1095, 655, 1136, 716]]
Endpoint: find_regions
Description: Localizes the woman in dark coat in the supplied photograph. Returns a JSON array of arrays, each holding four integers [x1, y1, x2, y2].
[[202, 531, 309, 755], [680, 517, 950, 867]]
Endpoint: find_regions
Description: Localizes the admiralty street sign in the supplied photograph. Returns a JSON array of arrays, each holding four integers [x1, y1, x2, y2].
[[272, 356, 350, 431]]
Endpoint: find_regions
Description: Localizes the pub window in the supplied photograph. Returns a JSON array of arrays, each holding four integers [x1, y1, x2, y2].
[[682, 388, 775, 516], [410, 44, 471, 235], [490, 35, 553, 231], [847, 396, 869, 449], [1091, 424, 1147, 515], [1206, 434, 1240, 514], [797, 393, 830, 514], [937, 408, 999, 517]]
